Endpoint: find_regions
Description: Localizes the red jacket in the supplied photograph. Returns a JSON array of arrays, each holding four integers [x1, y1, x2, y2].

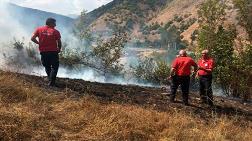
[[172, 56, 197, 76], [33, 26, 61, 52], [197, 58, 214, 76]]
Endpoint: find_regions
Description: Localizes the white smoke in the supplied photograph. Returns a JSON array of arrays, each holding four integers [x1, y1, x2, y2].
[[0, 1, 29, 41], [0, 0, 155, 87], [0, 1, 29, 67]]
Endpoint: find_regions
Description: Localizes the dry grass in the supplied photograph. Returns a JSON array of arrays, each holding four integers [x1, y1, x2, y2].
[[0, 72, 251, 141]]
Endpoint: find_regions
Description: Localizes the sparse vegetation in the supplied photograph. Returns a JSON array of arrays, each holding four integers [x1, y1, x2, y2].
[[191, 29, 199, 43], [174, 14, 184, 23], [179, 18, 197, 32], [4, 38, 40, 68]]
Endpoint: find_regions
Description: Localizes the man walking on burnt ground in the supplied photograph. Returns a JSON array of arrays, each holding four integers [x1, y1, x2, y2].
[[197, 49, 214, 106], [31, 18, 62, 87], [169, 50, 198, 105]]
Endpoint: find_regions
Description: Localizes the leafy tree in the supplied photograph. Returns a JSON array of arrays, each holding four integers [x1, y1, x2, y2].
[[197, 0, 237, 96], [213, 26, 237, 95], [197, 0, 252, 100], [232, 0, 252, 100], [133, 58, 157, 83], [91, 32, 128, 76], [153, 60, 170, 85], [231, 45, 252, 100], [198, 0, 227, 30], [59, 47, 83, 69], [73, 10, 95, 47], [233, 0, 252, 41], [58, 31, 128, 79], [197, 0, 227, 51], [75, 10, 88, 33]]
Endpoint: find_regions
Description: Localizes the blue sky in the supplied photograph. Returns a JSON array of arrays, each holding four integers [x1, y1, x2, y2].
[[8, 0, 113, 16]]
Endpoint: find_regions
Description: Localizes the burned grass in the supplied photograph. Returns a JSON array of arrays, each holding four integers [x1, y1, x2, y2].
[[0, 71, 251, 140]]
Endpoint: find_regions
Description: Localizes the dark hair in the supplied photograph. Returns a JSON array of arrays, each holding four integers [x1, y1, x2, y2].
[[46, 18, 56, 26]]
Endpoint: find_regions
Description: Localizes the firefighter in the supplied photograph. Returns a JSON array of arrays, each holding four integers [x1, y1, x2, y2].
[[31, 18, 62, 86], [197, 49, 214, 106], [170, 50, 198, 105]]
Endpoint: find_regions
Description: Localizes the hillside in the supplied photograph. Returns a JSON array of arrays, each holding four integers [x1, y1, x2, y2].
[[6, 3, 74, 33], [78, 0, 169, 28], [77, 0, 246, 48], [0, 71, 251, 140], [76, 0, 174, 47], [151, 0, 245, 44], [150, 0, 204, 43]]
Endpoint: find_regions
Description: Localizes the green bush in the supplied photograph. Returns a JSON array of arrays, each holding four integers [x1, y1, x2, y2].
[[174, 15, 184, 23], [131, 58, 170, 85], [59, 48, 83, 68], [153, 60, 170, 85], [164, 21, 173, 30]]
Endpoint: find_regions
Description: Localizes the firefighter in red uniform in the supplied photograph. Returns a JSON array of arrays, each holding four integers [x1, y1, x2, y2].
[[170, 50, 198, 105], [31, 18, 62, 86], [197, 50, 214, 106]]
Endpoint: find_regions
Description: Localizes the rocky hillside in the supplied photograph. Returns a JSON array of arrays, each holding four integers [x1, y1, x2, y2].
[[151, 0, 244, 44], [76, 0, 175, 47], [77, 0, 245, 48]]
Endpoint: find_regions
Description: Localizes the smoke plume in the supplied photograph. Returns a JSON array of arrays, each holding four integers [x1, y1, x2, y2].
[[0, 0, 155, 87]]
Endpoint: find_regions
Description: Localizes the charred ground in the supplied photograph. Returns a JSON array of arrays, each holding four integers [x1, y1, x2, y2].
[[15, 72, 252, 121]]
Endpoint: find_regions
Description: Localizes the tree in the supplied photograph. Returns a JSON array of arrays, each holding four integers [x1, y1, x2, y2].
[[231, 45, 252, 100], [233, 0, 252, 41], [213, 26, 237, 95], [197, 0, 252, 101], [73, 10, 94, 46], [197, 0, 238, 96], [232, 0, 252, 100], [75, 10, 88, 32], [197, 0, 227, 51], [91, 32, 128, 77]]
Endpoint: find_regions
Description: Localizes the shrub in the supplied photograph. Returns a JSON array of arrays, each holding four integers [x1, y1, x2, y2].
[[4, 39, 41, 68], [174, 15, 184, 23], [131, 58, 170, 85], [59, 48, 83, 68], [164, 21, 173, 30]]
